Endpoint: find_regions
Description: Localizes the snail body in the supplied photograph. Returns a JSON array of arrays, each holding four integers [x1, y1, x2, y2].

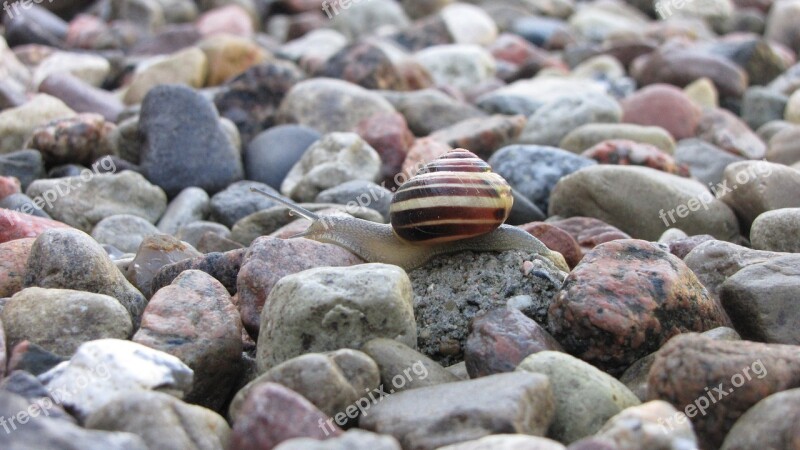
[[253, 149, 567, 272]]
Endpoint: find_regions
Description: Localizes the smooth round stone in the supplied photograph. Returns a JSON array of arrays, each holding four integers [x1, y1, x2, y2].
[[198, 34, 268, 86], [91, 214, 161, 254], [720, 161, 800, 225], [277, 78, 396, 134], [517, 351, 640, 443], [106, 0, 166, 29], [2, 287, 132, 356], [750, 208, 800, 253], [632, 47, 747, 98], [138, 84, 244, 197], [0, 209, 70, 244], [362, 338, 457, 392], [175, 221, 231, 248], [39, 73, 124, 122], [317, 41, 424, 92], [0, 94, 76, 154], [277, 28, 347, 73], [125, 234, 202, 297], [675, 139, 745, 187], [591, 401, 699, 449], [3, 5, 68, 47], [741, 87, 789, 130], [209, 181, 285, 228], [0, 193, 51, 219], [156, 187, 210, 235], [197, 5, 254, 37], [354, 111, 415, 187], [786, 90, 800, 123], [765, 0, 800, 53], [721, 389, 800, 450], [517, 92, 622, 147], [696, 107, 767, 159], [435, 435, 565, 450], [274, 430, 401, 450], [684, 77, 718, 108], [549, 165, 740, 241], [315, 180, 392, 221], [245, 125, 321, 190], [488, 145, 596, 213], [510, 16, 573, 49], [0, 238, 35, 298], [582, 139, 690, 176], [123, 47, 208, 105], [766, 124, 800, 165], [429, 114, 525, 159], [382, 89, 486, 135], [621, 84, 702, 140], [560, 123, 676, 154], [329, 0, 410, 40], [414, 44, 496, 91], [519, 222, 582, 268], [568, 2, 648, 41], [32, 51, 110, 88]]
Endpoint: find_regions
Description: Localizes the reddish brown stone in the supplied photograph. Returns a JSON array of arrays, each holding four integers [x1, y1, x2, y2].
[[668, 234, 715, 259], [0, 176, 21, 200], [355, 112, 415, 189], [0, 212, 71, 244], [230, 382, 342, 450], [236, 237, 364, 337], [488, 33, 567, 81], [317, 42, 427, 92], [696, 108, 767, 160], [0, 238, 35, 298], [465, 308, 563, 378], [519, 222, 582, 268], [582, 139, 691, 177], [648, 333, 800, 450], [430, 115, 527, 160], [547, 216, 631, 254], [621, 84, 702, 140], [632, 47, 747, 98], [28, 113, 115, 166], [548, 240, 728, 374], [401, 137, 453, 179], [197, 5, 253, 37]]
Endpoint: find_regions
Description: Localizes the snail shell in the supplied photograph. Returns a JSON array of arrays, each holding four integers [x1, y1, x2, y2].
[[389, 149, 513, 244]]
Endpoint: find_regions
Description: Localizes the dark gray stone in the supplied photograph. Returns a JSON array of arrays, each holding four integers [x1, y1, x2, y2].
[[0, 150, 45, 190], [245, 125, 321, 191]]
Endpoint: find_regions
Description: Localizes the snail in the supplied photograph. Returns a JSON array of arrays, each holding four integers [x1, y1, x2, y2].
[[252, 149, 568, 272]]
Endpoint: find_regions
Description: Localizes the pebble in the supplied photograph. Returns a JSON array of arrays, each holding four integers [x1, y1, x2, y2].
[[518, 92, 622, 147], [0, 94, 76, 154], [277, 29, 347, 73], [230, 382, 341, 450], [674, 138, 744, 186], [549, 165, 740, 241], [0, 150, 45, 190], [720, 160, 800, 226], [84, 391, 230, 450], [0, 238, 35, 298], [38, 338, 193, 421], [561, 122, 678, 155], [696, 107, 767, 159], [548, 239, 729, 374], [2, 287, 132, 356], [0, 176, 20, 200], [430, 114, 526, 159], [545, 217, 631, 254], [330, 0, 409, 40], [196, 5, 254, 37], [24, 228, 147, 325], [621, 84, 702, 140], [176, 221, 232, 248], [0, 210, 70, 244], [786, 90, 800, 123], [198, 34, 267, 86], [123, 47, 208, 104], [277, 78, 395, 134], [440, 3, 498, 46], [90, 214, 160, 254], [315, 180, 393, 220], [749, 208, 800, 252], [411, 249, 565, 367], [765, 0, 800, 53], [39, 73, 124, 123], [353, 112, 415, 187], [359, 372, 554, 450], [26, 171, 167, 233], [437, 435, 566, 450], [32, 51, 111, 88], [766, 123, 800, 165], [720, 388, 800, 450], [125, 234, 202, 296], [582, 139, 690, 176], [489, 145, 595, 213], [519, 222, 582, 268], [382, 88, 486, 135], [362, 338, 458, 392], [133, 270, 243, 410], [149, 247, 245, 297], [138, 84, 244, 197], [280, 132, 381, 202], [415, 44, 496, 91], [230, 349, 379, 421], [585, 400, 699, 449], [156, 187, 210, 235], [244, 124, 321, 190], [465, 307, 563, 378], [27, 113, 115, 166], [741, 86, 789, 130], [684, 77, 719, 108], [517, 351, 640, 443], [720, 255, 800, 345], [208, 181, 284, 228], [317, 41, 427, 91], [275, 430, 401, 450], [256, 264, 415, 371], [648, 333, 800, 449]]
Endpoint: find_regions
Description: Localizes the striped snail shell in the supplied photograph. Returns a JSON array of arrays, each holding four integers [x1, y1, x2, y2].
[[389, 149, 513, 244]]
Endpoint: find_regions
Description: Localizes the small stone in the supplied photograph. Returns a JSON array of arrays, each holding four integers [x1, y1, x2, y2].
[[0, 238, 34, 298], [765, 0, 800, 53], [560, 123, 676, 154], [549, 165, 740, 241], [383, 89, 485, 136], [230, 349, 379, 421], [517, 351, 641, 443], [353, 112, 415, 187], [720, 388, 800, 450], [85, 391, 230, 450], [489, 145, 595, 213], [315, 181, 393, 220], [546, 217, 631, 254], [436, 435, 566, 450], [138, 84, 244, 197], [38, 339, 193, 421], [91, 214, 160, 254], [674, 138, 744, 186], [415, 44, 496, 91], [208, 181, 284, 228], [24, 228, 147, 325], [256, 264, 416, 371], [621, 84, 702, 140], [2, 287, 132, 356], [280, 132, 381, 202], [696, 107, 766, 159], [720, 255, 800, 345], [517, 92, 622, 147], [125, 234, 202, 296], [123, 47, 208, 105], [28, 113, 116, 166], [214, 60, 306, 145], [197, 5, 254, 37], [632, 47, 747, 98], [244, 125, 321, 190], [156, 187, 210, 235], [176, 221, 232, 248], [360, 372, 554, 450], [465, 307, 563, 378], [667, 234, 716, 259], [134, 270, 243, 410], [362, 338, 457, 392], [278, 29, 347, 74], [787, 90, 800, 123], [196, 232, 244, 254], [0, 150, 45, 190], [519, 222, 582, 268], [720, 161, 800, 225], [230, 382, 342, 450], [198, 34, 267, 87], [277, 78, 395, 134], [6, 341, 67, 376], [749, 208, 800, 252], [430, 114, 526, 159], [0, 94, 76, 154], [317, 41, 422, 91], [767, 124, 800, 165], [0, 176, 20, 200], [591, 401, 699, 450], [648, 333, 800, 449], [582, 139, 690, 176], [684, 77, 718, 109], [274, 430, 401, 450], [741, 87, 789, 130], [149, 248, 245, 297], [32, 51, 110, 88], [330, 0, 410, 40], [548, 239, 729, 374], [26, 171, 167, 233]]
